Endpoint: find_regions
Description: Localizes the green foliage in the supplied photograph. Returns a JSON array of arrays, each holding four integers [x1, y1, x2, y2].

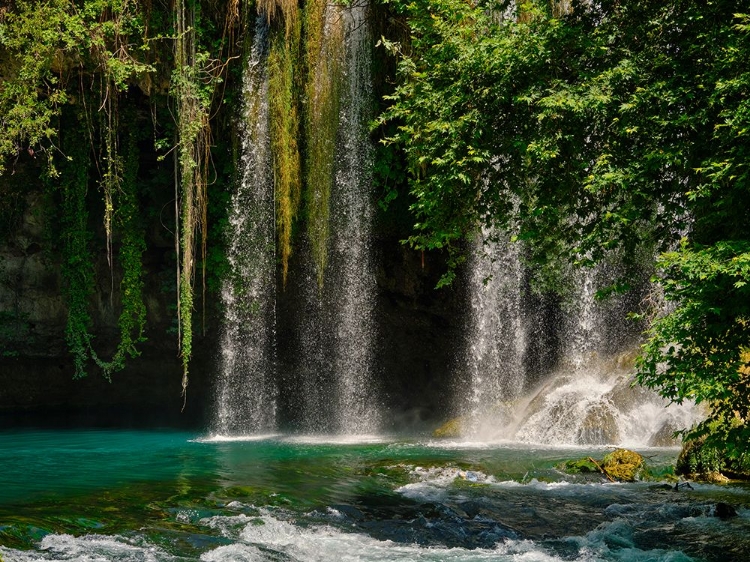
[[170, 0, 237, 397], [558, 458, 598, 474], [99, 111, 147, 376], [676, 435, 727, 477], [637, 241, 750, 457], [50, 108, 148, 380], [380, 0, 750, 459], [0, 0, 153, 174], [53, 122, 95, 379]]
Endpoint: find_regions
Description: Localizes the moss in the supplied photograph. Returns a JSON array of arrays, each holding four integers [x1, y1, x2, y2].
[[268, 15, 302, 286], [676, 434, 750, 482], [602, 449, 646, 482], [558, 458, 600, 474], [303, 0, 345, 288], [432, 417, 464, 438]]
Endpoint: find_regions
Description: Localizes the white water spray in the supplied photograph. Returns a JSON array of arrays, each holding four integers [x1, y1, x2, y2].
[[459, 237, 702, 446], [329, 0, 380, 434], [213, 16, 277, 434], [461, 233, 526, 436]]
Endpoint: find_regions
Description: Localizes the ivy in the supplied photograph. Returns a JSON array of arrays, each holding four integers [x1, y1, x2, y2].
[[54, 118, 95, 379]]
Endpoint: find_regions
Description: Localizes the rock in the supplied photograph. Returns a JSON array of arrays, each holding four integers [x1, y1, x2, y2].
[[433, 417, 464, 438], [648, 420, 680, 447], [577, 404, 620, 445], [701, 471, 730, 484], [559, 458, 600, 474], [602, 374, 654, 414], [714, 502, 738, 519], [602, 449, 646, 482]]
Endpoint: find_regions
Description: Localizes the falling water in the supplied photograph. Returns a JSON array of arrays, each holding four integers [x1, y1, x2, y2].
[[461, 232, 526, 436], [213, 16, 277, 435], [458, 239, 702, 445], [329, 0, 380, 434], [290, 0, 379, 434]]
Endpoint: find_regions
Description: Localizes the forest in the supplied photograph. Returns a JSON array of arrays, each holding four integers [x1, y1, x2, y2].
[[1, 0, 749, 466]]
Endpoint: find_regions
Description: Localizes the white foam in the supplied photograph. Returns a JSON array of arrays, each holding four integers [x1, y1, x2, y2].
[[199, 543, 264, 562], [279, 434, 389, 445], [395, 466, 495, 501], [191, 434, 281, 443], [0, 534, 174, 561], [202, 511, 567, 561]]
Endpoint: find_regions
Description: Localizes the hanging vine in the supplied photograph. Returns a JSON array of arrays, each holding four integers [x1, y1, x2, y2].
[[54, 118, 95, 379], [171, 0, 238, 402], [97, 107, 147, 375], [303, 0, 345, 288], [262, 0, 302, 285]]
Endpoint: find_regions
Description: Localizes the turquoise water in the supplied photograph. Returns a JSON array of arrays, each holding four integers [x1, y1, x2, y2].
[[1, 429, 749, 561]]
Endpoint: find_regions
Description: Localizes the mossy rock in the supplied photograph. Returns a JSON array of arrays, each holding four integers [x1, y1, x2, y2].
[[602, 449, 646, 482], [433, 417, 464, 438], [558, 458, 600, 474]]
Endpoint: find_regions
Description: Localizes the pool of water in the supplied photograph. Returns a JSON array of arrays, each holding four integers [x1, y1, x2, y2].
[[0, 429, 748, 561]]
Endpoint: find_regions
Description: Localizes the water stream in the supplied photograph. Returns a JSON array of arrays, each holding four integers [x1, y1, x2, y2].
[[458, 235, 701, 445], [213, 15, 276, 435], [1, 429, 748, 562]]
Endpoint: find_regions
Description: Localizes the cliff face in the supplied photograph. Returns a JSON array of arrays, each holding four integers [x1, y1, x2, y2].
[[0, 167, 466, 429], [0, 163, 212, 428]]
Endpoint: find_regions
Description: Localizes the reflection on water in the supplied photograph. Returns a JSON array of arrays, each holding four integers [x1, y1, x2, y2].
[[0, 429, 748, 561]]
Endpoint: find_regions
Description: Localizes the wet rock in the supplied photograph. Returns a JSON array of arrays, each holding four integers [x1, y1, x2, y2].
[[714, 502, 738, 519], [602, 449, 646, 482], [701, 471, 730, 484], [433, 417, 464, 438], [329, 504, 365, 521], [558, 458, 600, 474], [577, 404, 620, 445], [602, 375, 654, 414], [648, 420, 680, 447]]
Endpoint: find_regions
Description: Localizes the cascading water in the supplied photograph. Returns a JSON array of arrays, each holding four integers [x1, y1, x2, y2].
[[460, 233, 526, 437], [459, 237, 702, 445], [328, 0, 380, 434], [284, 0, 379, 434], [213, 16, 277, 435]]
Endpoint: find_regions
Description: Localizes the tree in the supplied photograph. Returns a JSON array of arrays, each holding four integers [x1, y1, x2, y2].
[[380, 0, 750, 455]]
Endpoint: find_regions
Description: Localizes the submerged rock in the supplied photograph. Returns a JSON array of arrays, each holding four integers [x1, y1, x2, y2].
[[558, 458, 600, 474], [577, 403, 620, 445]]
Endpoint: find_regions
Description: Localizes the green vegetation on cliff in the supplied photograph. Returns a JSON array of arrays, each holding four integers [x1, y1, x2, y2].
[[379, 0, 750, 458]]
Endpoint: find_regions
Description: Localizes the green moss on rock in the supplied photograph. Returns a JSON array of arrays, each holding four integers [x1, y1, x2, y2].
[[602, 449, 646, 482], [558, 458, 600, 474], [432, 417, 464, 438]]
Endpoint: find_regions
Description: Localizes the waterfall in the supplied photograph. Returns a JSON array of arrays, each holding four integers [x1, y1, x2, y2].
[[213, 16, 277, 435], [461, 233, 526, 437], [302, 0, 379, 434], [279, 0, 379, 434], [330, 0, 379, 434], [458, 237, 702, 445]]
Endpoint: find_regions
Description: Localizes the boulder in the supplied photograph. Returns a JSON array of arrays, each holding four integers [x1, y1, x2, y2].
[[602, 449, 646, 482], [433, 417, 464, 438]]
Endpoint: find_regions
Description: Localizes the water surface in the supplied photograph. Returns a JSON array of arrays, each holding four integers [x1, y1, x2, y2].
[[1, 429, 748, 561]]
